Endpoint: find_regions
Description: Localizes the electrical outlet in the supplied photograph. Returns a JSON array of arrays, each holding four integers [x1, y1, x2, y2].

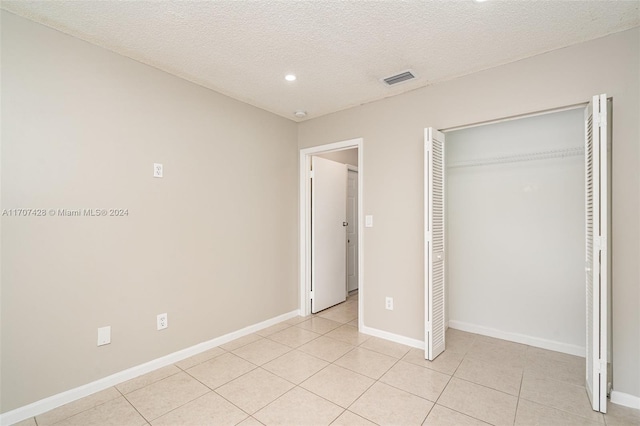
[[97, 326, 111, 346], [157, 313, 168, 330], [385, 297, 393, 310], [153, 163, 163, 178]]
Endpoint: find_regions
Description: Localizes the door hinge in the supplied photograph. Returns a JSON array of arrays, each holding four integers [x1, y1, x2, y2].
[[309, 290, 314, 300], [594, 111, 607, 128], [309, 171, 314, 179], [426, 321, 432, 333], [594, 359, 606, 374], [594, 236, 607, 251], [594, 110, 603, 127]]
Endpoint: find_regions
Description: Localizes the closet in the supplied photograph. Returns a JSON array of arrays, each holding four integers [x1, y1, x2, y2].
[[445, 108, 586, 353], [424, 95, 612, 413]]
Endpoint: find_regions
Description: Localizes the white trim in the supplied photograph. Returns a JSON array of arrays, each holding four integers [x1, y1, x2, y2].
[[610, 391, 640, 409], [441, 102, 588, 133], [448, 320, 585, 358], [0, 310, 300, 426], [299, 138, 364, 333], [360, 325, 424, 350]]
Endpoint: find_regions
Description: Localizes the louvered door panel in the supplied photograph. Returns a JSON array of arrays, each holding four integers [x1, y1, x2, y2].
[[585, 105, 595, 403], [425, 128, 446, 361], [585, 94, 609, 413]]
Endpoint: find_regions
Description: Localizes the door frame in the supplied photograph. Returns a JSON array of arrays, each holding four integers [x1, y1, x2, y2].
[[299, 138, 363, 329], [346, 165, 359, 294]]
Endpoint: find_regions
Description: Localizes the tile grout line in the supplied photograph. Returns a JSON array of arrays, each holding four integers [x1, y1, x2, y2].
[[174, 347, 229, 371], [339, 349, 405, 423], [252, 309, 373, 423], [118, 367, 184, 395], [307, 304, 435, 423], [212, 310, 359, 423], [178, 359, 263, 421], [427, 334, 518, 425], [517, 395, 608, 425], [120, 391, 153, 425], [512, 353, 526, 426], [44, 387, 123, 426]]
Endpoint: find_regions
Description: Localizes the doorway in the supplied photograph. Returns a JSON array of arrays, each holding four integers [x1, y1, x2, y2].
[[299, 138, 363, 330]]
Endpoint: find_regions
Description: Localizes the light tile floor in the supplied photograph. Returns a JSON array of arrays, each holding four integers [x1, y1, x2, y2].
[[14, 292, 640, 426]]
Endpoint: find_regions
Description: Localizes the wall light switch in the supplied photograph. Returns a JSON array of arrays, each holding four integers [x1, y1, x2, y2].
[[153, 163, 163, 178], [365, 215, 373, 228], [97, 326, 111, 346]]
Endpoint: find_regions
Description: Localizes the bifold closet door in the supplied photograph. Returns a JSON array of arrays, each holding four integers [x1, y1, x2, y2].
[[585, 93, 610, 413], [425, 128, 446, 361]]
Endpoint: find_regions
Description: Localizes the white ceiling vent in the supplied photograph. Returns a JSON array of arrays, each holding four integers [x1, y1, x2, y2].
[[382, 70, 416, 86]]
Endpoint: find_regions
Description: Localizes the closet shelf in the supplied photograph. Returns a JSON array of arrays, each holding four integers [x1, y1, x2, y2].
[[447, 146, 584, 169]]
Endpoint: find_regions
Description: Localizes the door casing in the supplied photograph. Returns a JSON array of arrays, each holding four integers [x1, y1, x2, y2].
[[347, 166, 359, 293]]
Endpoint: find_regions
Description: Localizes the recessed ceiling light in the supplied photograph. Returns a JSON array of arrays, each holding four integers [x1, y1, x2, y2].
[[285, 74, 297, 82], [294, 111, 307, 118], [474, 0, 489, 2]]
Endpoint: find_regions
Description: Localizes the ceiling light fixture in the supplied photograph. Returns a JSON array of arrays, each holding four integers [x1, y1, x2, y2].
[[294, 111, 307, 118], [285, 74, 297, 82]]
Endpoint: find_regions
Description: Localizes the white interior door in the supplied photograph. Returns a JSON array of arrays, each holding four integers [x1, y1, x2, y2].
[[585, 94, 610, 413], [425, 128, 446, 361], [312, 156, 347, 313], [347, 169, 359, 292]]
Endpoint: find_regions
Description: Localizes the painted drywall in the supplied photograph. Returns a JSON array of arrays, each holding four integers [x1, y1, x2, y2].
[[446, 109, 586, 352], [316, 148, 358, 166], [298, 28, 640, 398], [0, 11, 298, 412]]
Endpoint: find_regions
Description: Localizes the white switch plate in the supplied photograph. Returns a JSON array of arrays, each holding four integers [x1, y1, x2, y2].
[[365, 215, 373, 228], [385, 297, 393, 310], [97, 326, 111, 346], [157, 313, 168, 330], [153, 163, 163, 178]]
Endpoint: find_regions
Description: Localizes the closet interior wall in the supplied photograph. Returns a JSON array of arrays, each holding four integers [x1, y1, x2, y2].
[[445, 108, 586, 355]]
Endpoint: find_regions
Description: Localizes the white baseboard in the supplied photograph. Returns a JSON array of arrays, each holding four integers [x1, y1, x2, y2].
[[611, 390, 640, 409], [360, 325, 424, 350], [448, 320, 586, 357], [0, 309, 300, 426]]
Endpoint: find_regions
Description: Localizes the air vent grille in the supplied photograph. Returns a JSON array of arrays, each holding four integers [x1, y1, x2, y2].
[[382, 70, 415, 86]]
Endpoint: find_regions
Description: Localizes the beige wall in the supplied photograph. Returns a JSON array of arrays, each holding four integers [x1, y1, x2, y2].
[[1, 11, 298, 412], [299, 28, 640, 398]]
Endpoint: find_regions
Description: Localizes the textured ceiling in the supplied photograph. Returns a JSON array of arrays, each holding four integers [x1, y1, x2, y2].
[[2, 1, 639, 121]]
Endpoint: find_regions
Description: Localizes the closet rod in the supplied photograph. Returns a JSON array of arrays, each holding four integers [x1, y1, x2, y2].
[[447, 146, 584, 169]]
